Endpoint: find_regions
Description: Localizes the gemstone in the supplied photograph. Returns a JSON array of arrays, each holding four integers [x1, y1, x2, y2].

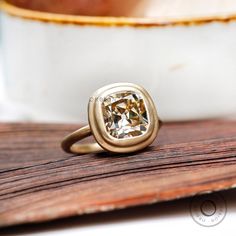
[[102, 91, 149, 139]]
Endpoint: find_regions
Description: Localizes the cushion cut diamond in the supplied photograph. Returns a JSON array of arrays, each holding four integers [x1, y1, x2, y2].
[[102, 91, 149, 139]]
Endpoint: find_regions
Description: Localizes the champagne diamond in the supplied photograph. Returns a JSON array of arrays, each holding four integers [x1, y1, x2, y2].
[[102, 91, 149, 139]]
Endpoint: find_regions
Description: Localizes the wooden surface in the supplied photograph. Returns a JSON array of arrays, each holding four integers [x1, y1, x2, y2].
[[0, 120, 236, 227]]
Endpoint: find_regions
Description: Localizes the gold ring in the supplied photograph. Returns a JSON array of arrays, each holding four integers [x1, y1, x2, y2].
[[61, 83, 162, 155]]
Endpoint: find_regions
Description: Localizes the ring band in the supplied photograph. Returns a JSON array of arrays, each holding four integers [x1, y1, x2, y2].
[[61, 83, 162, 155], [61, 125, 103, 154]]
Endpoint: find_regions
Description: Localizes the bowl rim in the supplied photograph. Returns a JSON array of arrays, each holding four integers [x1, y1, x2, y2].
[[1, 0, 236, 27]]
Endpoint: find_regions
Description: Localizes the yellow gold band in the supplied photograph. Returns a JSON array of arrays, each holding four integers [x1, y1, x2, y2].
[[61, 125, 103, 154]]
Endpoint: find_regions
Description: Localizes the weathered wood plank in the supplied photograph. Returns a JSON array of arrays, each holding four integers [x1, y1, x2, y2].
[[0, 120, 236, 227]]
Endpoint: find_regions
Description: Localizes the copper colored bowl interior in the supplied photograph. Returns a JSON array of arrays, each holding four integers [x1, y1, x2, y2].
[[6, 0, 236, 25], [7, 0, 149, 17]]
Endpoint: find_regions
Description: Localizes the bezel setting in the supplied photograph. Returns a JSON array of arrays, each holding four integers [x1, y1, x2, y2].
[[88, 83, 160, 153]]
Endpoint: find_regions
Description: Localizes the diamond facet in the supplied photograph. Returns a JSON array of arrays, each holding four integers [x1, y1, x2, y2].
[[102, 91, 149, 139]]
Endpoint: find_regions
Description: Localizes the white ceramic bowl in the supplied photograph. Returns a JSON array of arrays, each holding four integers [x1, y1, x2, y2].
[[1, 0, 236, 122]]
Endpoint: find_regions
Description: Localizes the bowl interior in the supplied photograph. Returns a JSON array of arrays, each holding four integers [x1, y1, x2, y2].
[[7, 0, 236, 19], [7, 0, 151, 17]]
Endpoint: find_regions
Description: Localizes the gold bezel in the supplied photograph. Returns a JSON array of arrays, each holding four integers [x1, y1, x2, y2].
[[88, 83, 160, 153]]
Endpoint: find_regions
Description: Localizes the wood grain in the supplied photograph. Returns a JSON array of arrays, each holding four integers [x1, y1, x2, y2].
[[0, 120, 236, 227]]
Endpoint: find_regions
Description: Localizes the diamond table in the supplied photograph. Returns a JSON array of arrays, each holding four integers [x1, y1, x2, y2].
[[102, 91, 148, 139]]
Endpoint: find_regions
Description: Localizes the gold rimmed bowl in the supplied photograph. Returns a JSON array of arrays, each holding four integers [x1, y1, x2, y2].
[[1, 0, 236, 122]]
